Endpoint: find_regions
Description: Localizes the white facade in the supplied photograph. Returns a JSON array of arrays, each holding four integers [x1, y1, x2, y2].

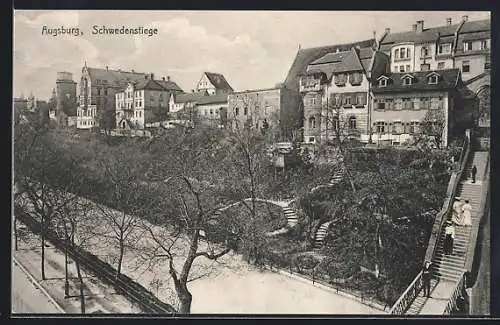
[[390, 43, 416, 73], [196, 74, 216, 95], [115, 84, 145, 129]]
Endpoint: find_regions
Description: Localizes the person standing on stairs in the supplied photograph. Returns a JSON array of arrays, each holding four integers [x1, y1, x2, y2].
[[444, 221, 455, 255], [452, 197, 464, 225], [462, 200, 473, 226], [422, 261, 432, 298], [471, 165, 477, 184]]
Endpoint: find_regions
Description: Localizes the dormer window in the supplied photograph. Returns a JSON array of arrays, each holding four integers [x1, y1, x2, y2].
[[378, 78, 388, 87], [427, 72, 440, 85], [402, 74, 414, 86]]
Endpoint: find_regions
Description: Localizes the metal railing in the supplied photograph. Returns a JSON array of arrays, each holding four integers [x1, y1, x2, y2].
[[388, 271, 423, 314], [388, 130, 471, 315], [443, 272, 466, 315], [464, 152, 490, 272]]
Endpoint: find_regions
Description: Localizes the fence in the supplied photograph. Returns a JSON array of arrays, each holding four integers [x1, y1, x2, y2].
[[263, 261, 387, 311], [443, 273, 466, 315], [388, 130, 471, 315]]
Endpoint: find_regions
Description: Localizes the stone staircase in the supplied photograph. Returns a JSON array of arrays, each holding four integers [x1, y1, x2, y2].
[[283, 206, 298, 228], [403, 150, 489, 314], [313, 221, 332, 249]]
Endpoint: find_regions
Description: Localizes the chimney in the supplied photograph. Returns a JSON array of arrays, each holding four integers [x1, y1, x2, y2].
[[412, 24, 417, 32], [385, 28, 391, 34], [446, 18, 452, 25], [416, 20, 424, 33], [191, 89, 194, 93], [462, 15, 468, 22], [162, 77, 165, 81], [131, 69, 135, 73], [150, 73, 154, 80], [167, 76, 170, 81], [106, 65, 108, 71]]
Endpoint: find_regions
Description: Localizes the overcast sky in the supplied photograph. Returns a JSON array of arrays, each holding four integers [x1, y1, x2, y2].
[[13, 10, 490, 99]]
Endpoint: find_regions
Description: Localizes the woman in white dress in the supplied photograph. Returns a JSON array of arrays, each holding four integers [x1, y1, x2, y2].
[[462, 200, 473, 226], [452, 197, 464, 225]]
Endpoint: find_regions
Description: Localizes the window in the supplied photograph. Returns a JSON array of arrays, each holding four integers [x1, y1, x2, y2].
[[377, 102, 386, 110], [210, 109, 213, 115], [350, 72, 363, 86], [462, 61, 470, 73], [409, 121, 420, 134], [394, 65, 398, 72], [421, 64, 430, 71], [392, 121, 404, 134], [406, 65, 410, 71], [394, 49, 400, 59], [308, 137, 315, 143], [309, 117, 316, 129], [428, 75, 439, 84], [485, 58, 491, 70], [104, 88, 108, 96], [438, 43, 451, 54], [378, 79, 387, 87], [437, 62, 445, 69], [356, 94, 366, 107], [97, 88, 101, 96], [403, 77, 413, 86], [374, 121, 387, 133], [234, 107, 239, 116], [421, 47, 430, 57], [344, 96, 352, 107], [399, 65, 405, 73], [332, 116, 339, 131], [431, 97, 443, 110], [244, 107, 248, 115], [400, 48, 406, 59], [386, 99, 394, 110], [464, 41, 472, 52], [335, 73, 347, 86], [402, 98, 413, 109], [420, 97, 431, 109], [348, 116, 357, 130], [480, 40, 488, 50]]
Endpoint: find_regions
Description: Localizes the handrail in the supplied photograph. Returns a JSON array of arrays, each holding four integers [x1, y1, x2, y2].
[[443, 272, 466, 315], [388, 271, 423, 314], [389, 130, 471, 315], [464, 152, 490, 272]]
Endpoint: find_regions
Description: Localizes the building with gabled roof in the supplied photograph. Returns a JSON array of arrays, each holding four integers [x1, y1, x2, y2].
[[299, 45, 390, 144], [115, 75, 183, 130], [77, 63, 183, 129], [195, 72, 234, 96]]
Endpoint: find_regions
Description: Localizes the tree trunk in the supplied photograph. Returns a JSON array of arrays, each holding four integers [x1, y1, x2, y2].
[[116, 240, 124, 280], [41, 231, 46, 280], [75, 258, 86, 314], [64, 241, 69, 298], [176, 284, 192, 314]]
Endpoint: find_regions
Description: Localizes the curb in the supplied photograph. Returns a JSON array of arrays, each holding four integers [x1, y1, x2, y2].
[[13, 256, 66, 313], [264, 265, 388, 313]]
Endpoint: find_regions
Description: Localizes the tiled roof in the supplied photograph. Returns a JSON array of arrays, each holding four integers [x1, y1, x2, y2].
[[196, 94, 228, 105], [459, 19, 490, 33], [283, 38, 376, 90], [87, 68, 147, 87], [380, 22, 461, 46], [156, 79, 183, 92], [174, 93, 205, 103], [372, 68, 460, 93], [204, 72, 234, 91], [307, 48, 365, 76], [133, 79, 166, 91]]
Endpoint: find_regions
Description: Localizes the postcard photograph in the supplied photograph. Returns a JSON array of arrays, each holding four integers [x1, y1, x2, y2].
[[12, 10, 491, 316]]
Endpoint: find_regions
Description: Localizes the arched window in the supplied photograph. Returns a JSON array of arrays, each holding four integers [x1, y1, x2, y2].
[[244, 107, 248, 115], [348, 116, 357, 130], [309, 116, 316, 129]]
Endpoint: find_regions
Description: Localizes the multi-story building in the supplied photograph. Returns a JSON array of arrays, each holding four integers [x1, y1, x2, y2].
[[115, 75, 182, 129], [76, 63, 182, 129], [370, 68, 466, 147], [378, 16, 490, 79], [299, 46, 389, 144], [195, 72, 233, 96], [196, 94, 229, 127], [227, 87, 296, 138]]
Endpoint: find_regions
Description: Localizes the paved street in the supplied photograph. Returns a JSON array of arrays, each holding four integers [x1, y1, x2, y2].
[[12, 262, 63, 314]]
